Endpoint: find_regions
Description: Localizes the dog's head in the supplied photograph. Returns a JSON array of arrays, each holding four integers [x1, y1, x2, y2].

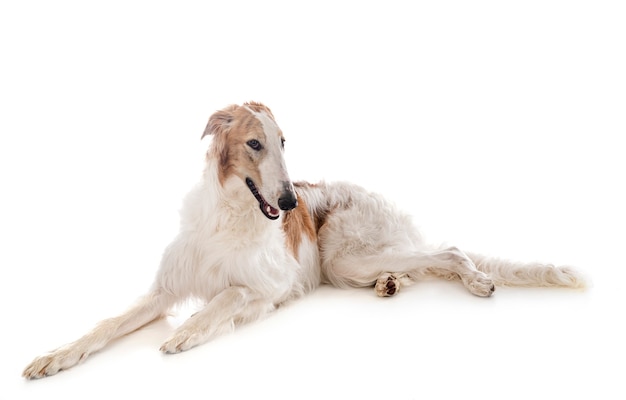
[[202, 102, 297, 220]]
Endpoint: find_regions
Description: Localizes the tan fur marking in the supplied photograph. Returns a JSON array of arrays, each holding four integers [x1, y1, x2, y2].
[[311, 207, 330, 234], [282, 194, 316, 259], [204, 104, 268, 186], [294, 181, 330, 233], [244, 101, 276, 120]]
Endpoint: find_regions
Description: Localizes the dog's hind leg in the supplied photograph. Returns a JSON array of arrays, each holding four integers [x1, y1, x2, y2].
[[160, 286, 274, 353], [374, 272, 413, 297], [324, 247, 495, 297], [22, 289, 174, 379]]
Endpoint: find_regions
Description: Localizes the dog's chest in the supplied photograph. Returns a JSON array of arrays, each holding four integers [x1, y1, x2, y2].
[[192, 222, 300, 300]]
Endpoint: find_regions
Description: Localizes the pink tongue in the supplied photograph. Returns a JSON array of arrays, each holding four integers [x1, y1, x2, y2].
[[266, 204, 279, 216]]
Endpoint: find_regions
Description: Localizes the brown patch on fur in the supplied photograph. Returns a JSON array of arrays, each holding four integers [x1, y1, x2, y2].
[[282, 194, 316, 259], [310, 206, 330, 234], [244, 101, 276, 120], [293, 181, 330, 234], [202, 103, 274, 185]]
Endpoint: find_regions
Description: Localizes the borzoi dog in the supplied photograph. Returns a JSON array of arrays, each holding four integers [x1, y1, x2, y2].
[[23, 101, 586, 379]]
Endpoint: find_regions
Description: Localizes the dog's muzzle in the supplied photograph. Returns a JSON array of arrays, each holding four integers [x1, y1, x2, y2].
[[246, 178, 297, 220], [278, 184, 298, 211]]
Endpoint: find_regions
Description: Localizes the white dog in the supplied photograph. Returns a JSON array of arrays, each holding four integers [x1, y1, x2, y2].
[[23, 101, 586, 379]]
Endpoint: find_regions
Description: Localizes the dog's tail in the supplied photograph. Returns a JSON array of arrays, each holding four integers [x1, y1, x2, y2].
[[466, 252, 589, 289]]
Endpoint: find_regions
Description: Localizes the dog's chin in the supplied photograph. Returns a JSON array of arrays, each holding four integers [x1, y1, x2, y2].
[[245, 178, 280, 220]]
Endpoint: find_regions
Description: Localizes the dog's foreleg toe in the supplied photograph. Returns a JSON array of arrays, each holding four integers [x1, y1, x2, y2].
[[160, 330, 203, 354], [23, 346, 88, 379], [23, 355, 55, 379]]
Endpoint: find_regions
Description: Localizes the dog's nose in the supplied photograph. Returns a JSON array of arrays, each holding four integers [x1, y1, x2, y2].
[[278, 190, 298, 211]]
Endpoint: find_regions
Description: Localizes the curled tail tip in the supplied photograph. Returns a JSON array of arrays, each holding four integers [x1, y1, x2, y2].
[[468, 251, 591, 289], [559, 265, 592, 290]]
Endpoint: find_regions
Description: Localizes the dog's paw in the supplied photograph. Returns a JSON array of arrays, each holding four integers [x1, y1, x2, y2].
[[375, 273, 400, 297], [23, 347, 87, 379], [465, 274, 496, 297], [160, 330, 202, 354]]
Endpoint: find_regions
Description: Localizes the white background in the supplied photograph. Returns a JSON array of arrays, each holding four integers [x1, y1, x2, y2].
[[1, 1, 625, 399]]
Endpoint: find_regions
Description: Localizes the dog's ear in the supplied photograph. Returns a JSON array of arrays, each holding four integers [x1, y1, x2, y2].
[[202, 104, 239, 139]]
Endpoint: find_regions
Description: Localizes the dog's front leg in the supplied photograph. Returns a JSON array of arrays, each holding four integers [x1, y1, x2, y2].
[[160, 286, 272, 354], [23, 289, 174, 379]]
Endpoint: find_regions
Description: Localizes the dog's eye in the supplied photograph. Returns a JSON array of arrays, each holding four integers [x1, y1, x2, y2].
[[281, 138, 285, 149], [247, 139, 262, 151]]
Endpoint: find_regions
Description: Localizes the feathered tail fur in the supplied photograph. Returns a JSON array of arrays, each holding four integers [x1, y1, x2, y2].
[[467, 252, 588, 289]]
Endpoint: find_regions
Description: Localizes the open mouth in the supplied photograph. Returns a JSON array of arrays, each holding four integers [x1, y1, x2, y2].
[[245, 178, 280, 220]]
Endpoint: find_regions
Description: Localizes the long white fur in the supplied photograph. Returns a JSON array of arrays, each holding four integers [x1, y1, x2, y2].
[[23, 102, 587, 379]]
